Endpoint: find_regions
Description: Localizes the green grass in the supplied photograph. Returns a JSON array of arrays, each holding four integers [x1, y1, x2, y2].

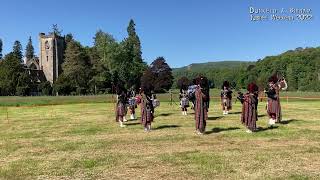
[[0, 96, 319, 179], [1, 89, 320, 107]]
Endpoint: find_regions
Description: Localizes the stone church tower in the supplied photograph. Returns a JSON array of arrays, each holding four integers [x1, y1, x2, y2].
[[39, 33, 65, 84]]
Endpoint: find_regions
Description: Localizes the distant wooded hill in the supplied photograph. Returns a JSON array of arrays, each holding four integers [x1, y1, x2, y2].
[[173, 47, 320, 91]]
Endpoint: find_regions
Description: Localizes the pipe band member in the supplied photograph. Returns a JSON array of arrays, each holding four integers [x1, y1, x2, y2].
[[127, 89, 137, 120], [116, 87, 127, 127], [265, 74, 287, 126], [221, 81, 233, 115], [240, 83, 259, 133], [179, 88, 189, 115], [139, 87, 154, 132], [194, 76, 209, 135]]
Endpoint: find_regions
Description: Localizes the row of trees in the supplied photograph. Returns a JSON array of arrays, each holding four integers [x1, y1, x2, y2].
[[0, 20, 175, 96], [174, 47, 320, 91], [0, 39, 34, 95]]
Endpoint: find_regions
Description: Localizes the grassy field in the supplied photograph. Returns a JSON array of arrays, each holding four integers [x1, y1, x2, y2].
[[0, 96, 320, 179], [1, 89, 320, 107]]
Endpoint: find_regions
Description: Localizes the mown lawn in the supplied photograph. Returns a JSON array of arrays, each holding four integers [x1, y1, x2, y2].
[[0, 97, 319, 179]]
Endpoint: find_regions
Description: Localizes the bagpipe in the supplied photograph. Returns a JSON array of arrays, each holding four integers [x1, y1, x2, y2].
[[187, 85, 197, 100], [235, 92, 245, 104], [152, 94, 160, 108]]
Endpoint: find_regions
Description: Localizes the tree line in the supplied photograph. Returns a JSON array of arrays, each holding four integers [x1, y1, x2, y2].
[[0, 20, 174, 96], [174, 47, 320, 92]]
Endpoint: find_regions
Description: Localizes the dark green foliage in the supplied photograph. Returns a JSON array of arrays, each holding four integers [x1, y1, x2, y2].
[[52, 24, 62, 36], [173, 48, 320, 92], [65, 33, 74, 44], [16, 71, 31, 96], [53, 74, 74, 95], [140, 68, 156, 91], [0, 53, 24, 95], [150, 57, 173, 92], [0, 38, 3, 59], [119, 19, 146, 89], [59, 40, 90, 95], [39, 81, 53, 96], [12, 40, 23, 62], [140, 57, 173, 93], [177, 77, 190, 90], [25, 36, 34, 59]]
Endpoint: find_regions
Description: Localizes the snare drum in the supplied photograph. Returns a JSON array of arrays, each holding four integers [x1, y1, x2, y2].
[[128, 98, 136, 107]]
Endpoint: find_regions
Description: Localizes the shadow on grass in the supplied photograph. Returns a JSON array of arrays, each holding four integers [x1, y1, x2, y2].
[[279, 119, 299, 125], [205, 127, 240, 134], [256, 126, 279, 132], [258, 114, 267, 118], [125, 122, 141, 126], [158, 113, 173, 117], [153, 125, 180, 130], [207, 116, 223, 121], [228, 112, 242, 115]]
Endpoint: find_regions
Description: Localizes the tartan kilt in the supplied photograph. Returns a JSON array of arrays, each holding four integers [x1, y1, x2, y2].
[[116, 103, 126, 116], [267, 97, 281, 122], [221, 97, 232, 110]]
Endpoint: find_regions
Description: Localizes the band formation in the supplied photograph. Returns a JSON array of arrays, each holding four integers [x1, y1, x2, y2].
[[115, 73, 287, 134]]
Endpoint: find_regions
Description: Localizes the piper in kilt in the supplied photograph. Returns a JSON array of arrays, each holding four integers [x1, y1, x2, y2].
[[240, 83, 259, 133], [221, 81, 233, 115], [194, 76, 209, 134], [115, 87, 127, 127], [127, 89, 137, 120], [265, 75, 288, 125], [179, 88, 189, 115], [139, 88, 154, 132]]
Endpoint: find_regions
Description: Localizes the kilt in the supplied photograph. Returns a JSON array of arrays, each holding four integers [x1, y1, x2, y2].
[[221, 97, 232, 110], [267, 98, 281, 122], [117, 103, 126, 116], [116, 102, 126, 122]]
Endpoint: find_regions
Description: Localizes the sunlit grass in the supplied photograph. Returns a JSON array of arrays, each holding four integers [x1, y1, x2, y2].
[[0, 97, 319, 179]]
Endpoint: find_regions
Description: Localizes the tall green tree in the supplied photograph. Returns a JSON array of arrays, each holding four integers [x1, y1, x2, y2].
[[25, 36, 34, 59], [126, 19, 143, 64], [93, 30, 117, 70], [0, 38, 3, 59], [60, 40, 90, 94], [0, 52, 24, 95], [120, 19, 146, 89], [52, 24, 62, 36], [13, 40, 23, 62], [150, 57, 174, 92]]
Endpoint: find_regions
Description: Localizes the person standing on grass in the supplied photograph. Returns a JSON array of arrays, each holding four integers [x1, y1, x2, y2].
[[194, 76, 209, 135], [179, 88, 189, 115], [240, 83, 259, 133], [115, 86, 127, 127], [127, 88, 137, 120], [221, 81, 233, 115], [139, 87, 154, 132], [265, 74, 288, 126]]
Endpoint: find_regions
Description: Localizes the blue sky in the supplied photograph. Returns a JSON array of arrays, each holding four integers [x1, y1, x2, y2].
[[0, 0, 319, 67]]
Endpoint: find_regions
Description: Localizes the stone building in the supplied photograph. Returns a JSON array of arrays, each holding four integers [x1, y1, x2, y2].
[[38, 33, 65, 84], [24, 32, 65, 85]]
